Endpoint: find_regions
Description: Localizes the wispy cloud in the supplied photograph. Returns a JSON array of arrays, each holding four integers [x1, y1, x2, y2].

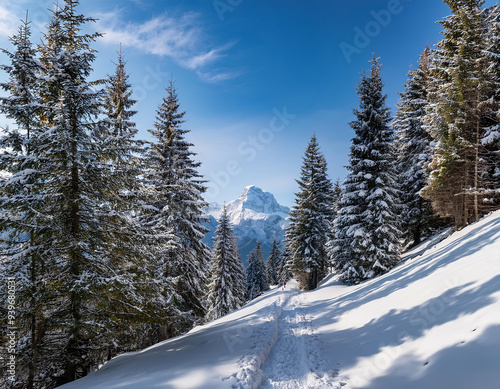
[[0, 5, 19, 37], [95, 10, 239, 83]]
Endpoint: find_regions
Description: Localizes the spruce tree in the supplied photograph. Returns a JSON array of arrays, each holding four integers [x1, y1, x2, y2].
[[423, 0, 499, 228], [332, 178, 343, 215], [245, 242, 268, 301], [98, 49, 168, 356], [0, 15, 53, 389], [33, 1, 149, 383], [331, 56, 401, 284], [482, 5, 500, 205], [205, 205, 246, 321], [394, 48, 447, 248], [144, 78, 211, 336], [231, 235, 247, 305], [286, 135, 334, 290], [265, 239, 281, 285], [277, 246, 291, 286]]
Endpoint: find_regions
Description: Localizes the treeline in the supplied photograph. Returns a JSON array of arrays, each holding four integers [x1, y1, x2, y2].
[[0, 3, 288, 387], [285, 0, 500, 288], [0, 1, 217, 387], [1, 0, 500, 387]]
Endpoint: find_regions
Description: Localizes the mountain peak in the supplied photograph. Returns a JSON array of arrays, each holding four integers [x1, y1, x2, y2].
[[238, 185, 264, 200], [235, 185, 289, 215], [203, 186, 290, 264]]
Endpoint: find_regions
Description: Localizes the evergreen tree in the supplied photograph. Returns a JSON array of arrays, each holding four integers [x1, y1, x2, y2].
[[0, 15, 52, 389], [277, 246, 291, 286], [331, 56, 401, 284], [205, 205, 246, 321], [144, 78, 211, 336], [286, 135, 334, 290], [423, 0, 499, 228], [231, 235, 247, 306], [394, 48, 447, 248], [331, 178, 343, 216], [100, 47, 141, 169], [29, 1, 149, 384], [245, 242, 268, 301], [482, 5, 500, 205], [265, 239, 281, 285], [98, 49, 168, 357]]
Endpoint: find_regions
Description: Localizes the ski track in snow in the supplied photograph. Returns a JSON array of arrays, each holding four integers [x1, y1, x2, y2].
[[257, 291, 346, 389]]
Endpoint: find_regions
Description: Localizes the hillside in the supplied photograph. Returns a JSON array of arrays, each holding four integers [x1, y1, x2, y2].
[[204, 185, 290, 264], [62, 210, 500, 389]]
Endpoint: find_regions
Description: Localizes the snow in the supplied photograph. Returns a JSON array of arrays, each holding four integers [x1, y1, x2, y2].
[[62, 210, 500, 389], [204, 186, 290, 264]]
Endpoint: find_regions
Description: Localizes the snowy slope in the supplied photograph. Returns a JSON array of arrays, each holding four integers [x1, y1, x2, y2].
[[62, 210, 500, 389], [204, 186, 290, 264]]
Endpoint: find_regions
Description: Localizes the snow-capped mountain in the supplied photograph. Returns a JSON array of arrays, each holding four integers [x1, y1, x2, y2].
[[204, 185, 290, 264]]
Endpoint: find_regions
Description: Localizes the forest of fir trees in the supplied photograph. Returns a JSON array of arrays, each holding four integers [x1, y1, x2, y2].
[[1, 0, 500, 388]]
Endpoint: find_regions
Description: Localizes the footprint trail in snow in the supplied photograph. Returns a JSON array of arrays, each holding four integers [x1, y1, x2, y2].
[[258, 290, 345, 389]]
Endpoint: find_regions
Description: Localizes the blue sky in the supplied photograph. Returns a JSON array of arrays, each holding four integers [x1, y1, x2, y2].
[[0, 0, 496, 206]]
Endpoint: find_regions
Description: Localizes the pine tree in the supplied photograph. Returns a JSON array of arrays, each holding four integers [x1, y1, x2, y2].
[[0, 15, 53, 389], [205, 205, 246, 321], [265, 239, 281, 285], [332, 178, 343, 215], [331, 56, 401, 284], [100, 47, 141, 169], [286, 135, 334, 290], [277, 246, 291, 286], [97, 49, 168, 357], [144, 78, 211, 336], [394, 48, 447, 248], [245, 242, 269, 301], [30, 1, 151, 384], [423, 0, 499, 228], [482, 5, 500, 205], [231, 235, 247, 305]]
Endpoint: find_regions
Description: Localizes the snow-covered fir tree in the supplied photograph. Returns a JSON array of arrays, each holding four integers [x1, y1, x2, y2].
[[423, 0, 499, 228], [332, 178, 342, 216], [394, 48, 447, 248], [246, 241, 269, 301], [98, 49, 169, 356], [232, 236, 247, 305], [205, 205, 246, 322], [277, 245, 291, 286], [0, 15, 52, 389], [0, 1, 156, 385], [331, 56, 401, 284], [36, 2, 145, 384], [143, 78, 211, 336], [286, 135, 334, 290], [482, 5, 500, 205], [265, 239, 281, 285]]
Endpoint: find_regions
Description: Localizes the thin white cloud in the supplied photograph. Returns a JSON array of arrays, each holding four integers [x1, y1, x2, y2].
[[196, 69, 243, 84], [95, 10, 239, 83], [0, 5, 19, 37]]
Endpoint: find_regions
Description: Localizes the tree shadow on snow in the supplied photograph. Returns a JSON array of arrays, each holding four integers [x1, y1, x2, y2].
[[310, 274, 500, 381], [316, 215, 500, 320], [360, 323, 500, 389]]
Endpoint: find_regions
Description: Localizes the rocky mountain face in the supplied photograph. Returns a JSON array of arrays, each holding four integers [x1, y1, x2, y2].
[[204, 186, 290, 265]]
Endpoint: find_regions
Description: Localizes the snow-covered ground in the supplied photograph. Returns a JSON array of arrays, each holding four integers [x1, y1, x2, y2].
[[62, 210, 500, 389]]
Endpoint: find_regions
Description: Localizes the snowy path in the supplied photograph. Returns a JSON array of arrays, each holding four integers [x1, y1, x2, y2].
[[258, 290, 344, 389]]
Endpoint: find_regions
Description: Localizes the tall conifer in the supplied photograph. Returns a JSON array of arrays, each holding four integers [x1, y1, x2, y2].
[[331, 56, 401, 284], [286, 135, 334, 290]]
